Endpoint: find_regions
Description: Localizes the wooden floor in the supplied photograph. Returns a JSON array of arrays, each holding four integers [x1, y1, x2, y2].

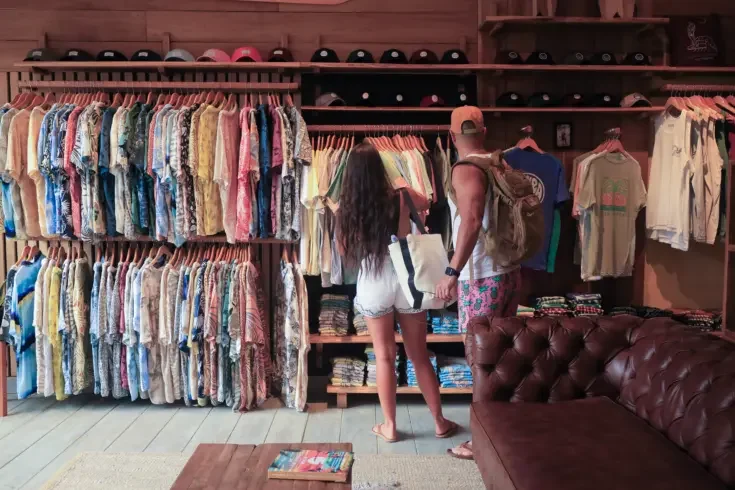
[[0, 378, 471, 490]]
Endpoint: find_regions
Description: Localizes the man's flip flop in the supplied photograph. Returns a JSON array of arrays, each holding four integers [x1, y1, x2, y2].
[[372, 423, 398, 443], [446, 441, 474, 460], [435, 420, 459, 439]]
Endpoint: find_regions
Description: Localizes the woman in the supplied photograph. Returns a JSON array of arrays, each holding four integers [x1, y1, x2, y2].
[[338, 142, 457, 443]]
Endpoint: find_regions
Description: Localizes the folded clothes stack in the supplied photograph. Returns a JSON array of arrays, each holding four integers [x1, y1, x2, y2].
[[671, 309, 721, 332], [609, 306, 638, 316], [517, 305, 535, 317], [353, 311, 369, 336], [406, 350, 437, 387], [330, 357, 366, 387], [431, 311, 461, 335], [567, 293, 603, 317], [438, 356, 472, 388], [319, 294, 351, 336], [534, 296, 572, 317], [365, 347, 401, 386]]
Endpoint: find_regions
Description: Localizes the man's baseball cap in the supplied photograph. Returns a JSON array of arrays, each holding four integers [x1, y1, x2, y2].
[[164, 49, 194, 62], [495, 92, 525, 107], [232, 47, 262, 62], [24, 48, 58, 62], [589, 51, 617, 65], [385, 92, 409, 106], [60, 49, 94, 62], [380, 49, 408, 64], [451, 106, 484, 135], [346, 49, 374, 63], [620, 93, 652, 108], [441, 49, 469, 64], [197, 49, 230, 62], [315, 93, 345, 107], [410, 49, 439, 64], [455, 87, 471, 106], [561, 93, 586, 107], [622, 52, 651, 66], [97, 50, 128, 62], [525, 51, 554, 65], [268, 48, 294, 62], [355, 91, 375, 107], [495, 50, 524, 64], [311, 48, 340, 63], [131, 49, 162, 62], [420, 94, 445, 107], [527, 92, 557, 107], [562, 51, 589, 65], [589, 93, 620, 107]]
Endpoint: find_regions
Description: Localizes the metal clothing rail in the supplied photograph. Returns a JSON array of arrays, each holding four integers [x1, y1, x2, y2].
[[18, 80, 299, 92], [662, 84, 735, 93], [308, 124, 449, 133], [7, 236, 297, 245]]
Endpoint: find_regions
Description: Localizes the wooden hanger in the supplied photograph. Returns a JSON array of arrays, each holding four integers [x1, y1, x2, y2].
[[516, 126, 543, 153], [153, 244, 172, 264]]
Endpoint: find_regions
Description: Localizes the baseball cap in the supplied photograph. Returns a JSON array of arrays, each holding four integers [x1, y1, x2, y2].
[[525, 51, 554, 65], [355, 91, 375, 107], [420, 94, 445, 107], [450, 106, 484, 135], [410, 49, 439, 64], [164, 49, 195, 62], [24, 48, 58, 62], [380, 49, 408, 64], [562, 51, 589, 65], [527, 92, 556, 107], [495, 50, 524, 64], [589, 93, 620, 107], [620, 93, 652, 108], [385, 92, 409, 106], [268, 48, 294, 62], [622, 52, 651, 66], [441, 49, 469, 64], [97, 50, 128, 62], [197, 49, 230, 62], [231, 47, 262, 62], [455, 88, 470, 106], [311, 48, 340, 63], [495, 92, 525, 107], [60, 49, 94, 62], [315, 93, 345, 107], [561, 93, 586, 107], [346, 49, 375, 63], [589, 52, 617, 65], [131, 49, 162, 62]]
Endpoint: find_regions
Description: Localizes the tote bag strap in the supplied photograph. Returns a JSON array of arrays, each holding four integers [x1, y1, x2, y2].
[[400, 189, 425, 235]]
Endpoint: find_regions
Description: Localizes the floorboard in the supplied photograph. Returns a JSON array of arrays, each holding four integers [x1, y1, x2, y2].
[[183, 408, 241, 456], [146, 407, 211, 453], [376, 403, 416, 455], [339, 402, 377, 455], [302, 408, 342, 443], [106, 405, 177, 453], [0, 397, 56, 441], [407, 403, 454, 455], [263, 408, 308, 444], [443, 403, 472, 449], [226, 408, 277, 445]]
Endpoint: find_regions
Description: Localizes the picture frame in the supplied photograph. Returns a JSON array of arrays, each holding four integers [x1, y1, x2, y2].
[[554, 122, 572, 149]]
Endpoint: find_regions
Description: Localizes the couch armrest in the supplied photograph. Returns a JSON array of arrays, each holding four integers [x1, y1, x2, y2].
[[467, 315, 638, 404]]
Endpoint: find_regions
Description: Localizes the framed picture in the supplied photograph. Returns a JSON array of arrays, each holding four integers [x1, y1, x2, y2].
[[554, 122, 572, 149]]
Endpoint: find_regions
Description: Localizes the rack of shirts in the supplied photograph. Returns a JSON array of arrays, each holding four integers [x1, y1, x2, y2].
[[0, 83, 311, 245], [569, 128, 646, 281], [301, 126, 451, 286], [0, 241, 310, 412], [649, 84, 735, 250]]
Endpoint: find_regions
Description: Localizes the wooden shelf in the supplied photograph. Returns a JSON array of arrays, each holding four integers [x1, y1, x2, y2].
[[480, 15, 669, 34], [15, 61, 304, 74], [309, 334, 464, 344], [327, 385, 472, 407], [484, 64, 735, 75], [303, 106, 664, 114]]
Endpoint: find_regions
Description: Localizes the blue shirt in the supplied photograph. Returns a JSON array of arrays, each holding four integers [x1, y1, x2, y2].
[[504, 149, 569, 270]]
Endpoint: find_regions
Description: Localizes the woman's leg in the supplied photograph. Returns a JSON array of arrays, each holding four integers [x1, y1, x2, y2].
[[367, 312, 399, 440], [398, 311, 454, 435]]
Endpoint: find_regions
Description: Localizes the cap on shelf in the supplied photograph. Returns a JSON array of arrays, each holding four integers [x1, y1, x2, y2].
[[197, 49, 230, 62], [589, 52, 618, 65], [420, 94, 445, 107], [97, 50, 128, 62], [24, 48, 59, 62], [355, 91, 375, 107], [164, 49, 195, 62], [495, 92, 525, 107], [60, 49, 94, 62], [442, 49, 469, 64], [622, 52, 651, 66], [620, 93, 652, 107], [268, 48, 294, 62], [232, 47, 263, 62], [527, 92, 557, 107], [495, 50, 524, 64], [346, 49, 375, 63], [380, 49, 408, 64], [561, 93, 586, 107], [312, 48, 340, 63], [410, 49, 439, 64], [315, 92, 346, 107], [525, 51, 555, 65], [589, 93, 621, 107], [131, 49, 162, 62], [562, 51, 589, 65]]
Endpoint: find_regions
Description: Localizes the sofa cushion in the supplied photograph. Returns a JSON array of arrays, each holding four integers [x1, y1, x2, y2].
[[471, 397, 727, 490]]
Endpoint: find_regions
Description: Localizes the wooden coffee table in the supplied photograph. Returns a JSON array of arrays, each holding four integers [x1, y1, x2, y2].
[[171, 442, 353, 489]]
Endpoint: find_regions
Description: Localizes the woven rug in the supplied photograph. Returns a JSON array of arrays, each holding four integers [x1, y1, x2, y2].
[[41, 451, 486, 490]]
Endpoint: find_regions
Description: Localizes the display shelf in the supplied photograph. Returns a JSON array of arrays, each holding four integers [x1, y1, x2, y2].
[[14, 61, 304, 74], [480, 15, 669, 35], [327, 385, 472, 408], [309, 334, 464, 344], [484, 64, 735, 75], [302, 106, 664, 114]]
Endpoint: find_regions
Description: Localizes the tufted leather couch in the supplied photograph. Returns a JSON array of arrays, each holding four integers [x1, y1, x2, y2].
[[467, 315, 735, 490]]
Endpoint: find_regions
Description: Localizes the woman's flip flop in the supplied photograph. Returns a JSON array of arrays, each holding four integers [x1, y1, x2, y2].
[[447, 441, 474, 460], [435, 420, 459, 439], [372, 423, 398, 443]]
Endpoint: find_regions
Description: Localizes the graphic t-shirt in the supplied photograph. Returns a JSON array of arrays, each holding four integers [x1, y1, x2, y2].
[[577, 153, 646, 279], [504, 149, 569, 270]]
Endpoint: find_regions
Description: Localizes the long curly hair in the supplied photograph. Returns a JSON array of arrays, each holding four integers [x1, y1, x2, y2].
[[338, 142, 397, 275]]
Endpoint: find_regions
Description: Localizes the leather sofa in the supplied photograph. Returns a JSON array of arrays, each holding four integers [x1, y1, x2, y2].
[[466, 315, 735, 490]]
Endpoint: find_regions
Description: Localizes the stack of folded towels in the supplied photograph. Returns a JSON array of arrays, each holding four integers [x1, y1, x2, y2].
[[438, 356, 473, 388], [517, 305, 535, 317], [567, 293, 604, 317], [353, 311, 369, 336], [330, 357, 366, 387], [365, 347, 401, 386], [406, 350, 437, 387], [534, 296, 572, 317], [319, 294, 351, 336], [431, 311, 461, 335]]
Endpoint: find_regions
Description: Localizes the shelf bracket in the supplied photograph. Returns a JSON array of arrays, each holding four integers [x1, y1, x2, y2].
[[655, 27, 670, 66], [161, 32, 171, 57], [488, 21, 505, 37]]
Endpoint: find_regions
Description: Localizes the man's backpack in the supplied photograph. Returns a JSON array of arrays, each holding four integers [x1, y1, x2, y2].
[[447, 151, 544, 271]]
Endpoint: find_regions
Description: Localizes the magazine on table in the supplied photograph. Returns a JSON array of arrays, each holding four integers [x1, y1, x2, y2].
[[267, 449, 354, 482]]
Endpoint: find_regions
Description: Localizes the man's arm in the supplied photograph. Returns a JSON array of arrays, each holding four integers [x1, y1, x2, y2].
[[449, 164, 487, 272]]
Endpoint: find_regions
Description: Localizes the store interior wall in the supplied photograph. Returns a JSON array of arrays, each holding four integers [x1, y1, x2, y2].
[[0, 0, 732, 311]]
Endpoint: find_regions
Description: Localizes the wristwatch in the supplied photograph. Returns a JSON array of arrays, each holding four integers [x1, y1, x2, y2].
[[445, 267, 460, 278]]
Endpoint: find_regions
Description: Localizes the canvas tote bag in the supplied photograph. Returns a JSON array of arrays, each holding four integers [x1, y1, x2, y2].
[[389, 190, 455, 310]]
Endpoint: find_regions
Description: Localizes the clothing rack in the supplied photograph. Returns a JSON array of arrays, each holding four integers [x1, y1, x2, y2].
[[18, 80, 299, 92], [7, 236, 296, 245], [661, 84, 735, 93], [308, 124, 449, 133]]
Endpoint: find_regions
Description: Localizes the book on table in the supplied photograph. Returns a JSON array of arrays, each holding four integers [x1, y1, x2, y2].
[[267, 449, 354, 483]]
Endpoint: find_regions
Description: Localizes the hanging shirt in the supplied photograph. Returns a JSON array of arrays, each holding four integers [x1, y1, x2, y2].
[[7, 108, 41, 237], [10, 253, 44, 399], [27, 106, 49, 237], [214, 106, 240, 243]]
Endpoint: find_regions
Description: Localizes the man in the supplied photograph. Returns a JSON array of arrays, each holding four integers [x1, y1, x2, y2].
[[436, 106, 522, 460]]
